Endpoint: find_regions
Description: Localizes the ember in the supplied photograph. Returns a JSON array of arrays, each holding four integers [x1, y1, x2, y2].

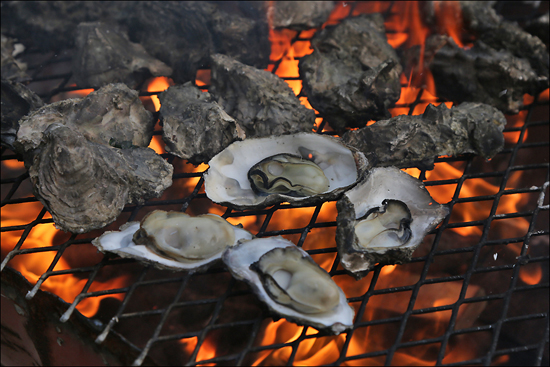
[[1, 1, 548, 366]]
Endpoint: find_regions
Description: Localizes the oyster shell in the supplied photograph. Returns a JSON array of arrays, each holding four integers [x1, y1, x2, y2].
[[204, 132, 368, 210], [223, 236, 354, 334], [29, 124, 173, 233], [92, 210, 253, 271], [336, 167, 449, 279], [15, 83, 154, 161]]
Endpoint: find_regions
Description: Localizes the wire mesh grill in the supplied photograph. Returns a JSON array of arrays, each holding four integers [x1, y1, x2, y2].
[[1, 2, 549, 366]]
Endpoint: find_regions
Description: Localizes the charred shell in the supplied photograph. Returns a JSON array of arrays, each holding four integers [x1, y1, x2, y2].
[[158, 83, 243, 164], [29, 125, 173, 233], [204, 132, 368, 210], [336, 167, 449, 279], [93, 210, 253, 271], [223, 236, 354, 334], [15, 83, 154, 161]]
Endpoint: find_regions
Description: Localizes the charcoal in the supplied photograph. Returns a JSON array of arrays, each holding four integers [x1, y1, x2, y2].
[[72, 22, 172, 89], [426, 35, 541, 114], [269, 1, 335, 30], [159, 82, 243, 164], [128, 2, 270, 84], [0, 1, 136, 52], [15, 83, 154, 164], [210, 54, 315, 138], [460, 1, 549, 90], [299, 14, 402, 131], [341, 102, 507, 170], [1, 79, 43, 151], [1, 34, 28, 82]]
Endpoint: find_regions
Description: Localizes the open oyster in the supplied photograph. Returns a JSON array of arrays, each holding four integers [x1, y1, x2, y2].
[[204, 132, 368, 210], [92, 210, 253, 271], [223, 236, 354, 334], [336, 167, 449, 279]]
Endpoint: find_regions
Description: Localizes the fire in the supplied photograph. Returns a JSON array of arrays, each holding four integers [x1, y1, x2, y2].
[[145, 76, 174, 112], [519, 263, 543, 285], [1, 202, 129, 318]]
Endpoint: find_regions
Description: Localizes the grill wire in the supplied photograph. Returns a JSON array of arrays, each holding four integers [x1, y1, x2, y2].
[[1, 2, 549, 366]]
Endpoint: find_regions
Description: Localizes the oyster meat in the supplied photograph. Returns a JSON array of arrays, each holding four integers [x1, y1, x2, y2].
[[336, 167, 449, 279], [223, 236, 354, 334], [248, 154, 330, 197], [93, 210, 253, 271], [204, 132, 368, 210]]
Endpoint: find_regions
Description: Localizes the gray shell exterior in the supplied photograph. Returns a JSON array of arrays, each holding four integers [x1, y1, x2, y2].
[[158, 83, 242, 164], [15, 83, 155, 161], [204, 132, 369, 210], [336, 167, 449, 279], [29, 124, 173, 233]]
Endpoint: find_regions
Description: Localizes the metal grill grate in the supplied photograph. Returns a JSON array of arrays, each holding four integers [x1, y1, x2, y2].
[[1, 2, 549, 366]]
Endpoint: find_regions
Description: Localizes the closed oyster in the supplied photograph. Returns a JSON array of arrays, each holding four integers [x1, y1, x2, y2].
[[223, 237, 354, 334], [336, 167, 449, 279], [204, 132, 368, 210], [15, 83, 154, 161], [158, 83, 243, 164], [92, 210, 253, 271], [29, 125, 173, 233]]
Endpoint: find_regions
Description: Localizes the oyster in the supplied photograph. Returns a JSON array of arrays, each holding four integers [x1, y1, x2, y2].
[[336, 167, 449, 279], [92, 210, 253, 271], [204, 132, 368, 210], [223, 236, 354, 334], [248, 154, 329, 197], [29, 124, 173, 233]]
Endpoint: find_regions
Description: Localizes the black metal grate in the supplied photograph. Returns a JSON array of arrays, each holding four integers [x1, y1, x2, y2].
[[1, 2, 549, 366]]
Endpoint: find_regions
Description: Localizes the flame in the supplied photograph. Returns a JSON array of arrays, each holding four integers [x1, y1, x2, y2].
[[50, 86, 94, 102], [1, 202, 129, 318], [253, 269, 486, 365], [519, 263, 543, 285], [145, 76, 174, 112]]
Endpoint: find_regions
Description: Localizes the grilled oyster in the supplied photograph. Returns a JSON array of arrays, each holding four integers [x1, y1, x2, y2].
[[204, 132, 368, 210], [223, 236, 354, 334], [336, 167, 449, 279], [248, 153, 330, 197], [29, 124, 173, 233], [92, 210, 253, 271]]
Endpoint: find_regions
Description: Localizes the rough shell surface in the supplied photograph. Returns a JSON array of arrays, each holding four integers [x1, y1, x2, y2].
[[223, 236, 355, 334], [336, 167, 449, 279], [92, 211, 253, 271], [204, 132, 368, 210], [158, 83, 242, 164], [29, 125, 173, 234], [15, 83, 154, 160]]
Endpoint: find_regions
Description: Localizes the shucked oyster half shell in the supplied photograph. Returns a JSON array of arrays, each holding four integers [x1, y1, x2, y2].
[[204, 132, 368, 210], [336, 167, 449, 279], [223, 236, 354, 334], [92, 210, 253, 271]]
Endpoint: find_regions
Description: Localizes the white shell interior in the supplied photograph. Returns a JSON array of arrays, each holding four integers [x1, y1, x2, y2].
[[204, 133, 358, 207], [223, 236, 355, 334], [92, 217, 253, 271], [345, 167, 449, 253]]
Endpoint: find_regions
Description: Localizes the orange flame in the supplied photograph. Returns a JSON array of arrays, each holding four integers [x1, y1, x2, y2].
[[145, 76, 174, 112], [1, 202, 129, 318], [519, 263, 543, 285]]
